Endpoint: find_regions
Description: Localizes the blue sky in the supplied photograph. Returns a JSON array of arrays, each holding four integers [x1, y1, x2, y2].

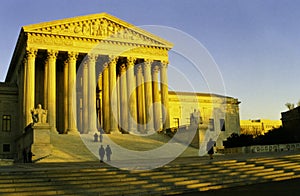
[[1, 0, 300, 120]]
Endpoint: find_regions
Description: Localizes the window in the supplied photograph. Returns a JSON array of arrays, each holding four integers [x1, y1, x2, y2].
[[209, 119, 214, 131], [3, 144, 10, 152], [220, 119, 225, 131], [2, 115, 11, 132]]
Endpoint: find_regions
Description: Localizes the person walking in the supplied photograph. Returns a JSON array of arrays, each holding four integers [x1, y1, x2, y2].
[[99, 133, 103, 143], [22, 148, 27, 163], [99, 145, 105, 162], [105, 145, 112, 162], [207, 138, 215, 160]]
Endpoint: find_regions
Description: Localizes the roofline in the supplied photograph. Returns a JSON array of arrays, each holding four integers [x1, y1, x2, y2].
[[5, 29, 26, 83], [22, 12, 173, 49], [168, 90, 238, 99]]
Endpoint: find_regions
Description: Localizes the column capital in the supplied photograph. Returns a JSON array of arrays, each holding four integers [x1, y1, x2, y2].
[[47, 50, 58, 60], [119, 63, 127, 73], [68, 51, 78, 61], [87, 53, 98, 62], [136, 64, 143, 74], [152, 65, 160, 74], [26, 48, 38, 59], [144, 59, 154, 64], [144, 59, 153, 69], [127, 57, 136, 68], [102, 62, 109, 70], [160, 60, 169, 68], [108, 55, 118, 64]]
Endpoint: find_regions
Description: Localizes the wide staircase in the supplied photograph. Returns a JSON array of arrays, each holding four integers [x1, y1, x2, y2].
[[1, 152, 300, 195]]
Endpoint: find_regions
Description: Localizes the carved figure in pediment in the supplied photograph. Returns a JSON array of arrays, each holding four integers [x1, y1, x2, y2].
[[107, 22, 114, 35], [99, 19, 108, 36]]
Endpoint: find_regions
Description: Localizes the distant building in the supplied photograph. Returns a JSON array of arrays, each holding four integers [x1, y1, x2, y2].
[[281, 107, 300, 141], [168, 91, 241, 146], [240, 119, 282, 136]]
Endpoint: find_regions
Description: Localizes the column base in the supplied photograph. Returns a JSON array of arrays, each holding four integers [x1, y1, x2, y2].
[[67, 128, 79, 135]]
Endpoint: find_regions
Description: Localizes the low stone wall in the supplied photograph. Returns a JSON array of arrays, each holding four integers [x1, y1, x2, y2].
[[224, 143, 300, 154]]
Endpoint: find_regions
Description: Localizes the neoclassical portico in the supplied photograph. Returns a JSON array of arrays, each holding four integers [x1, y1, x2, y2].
[[9, 13, 173, 134]]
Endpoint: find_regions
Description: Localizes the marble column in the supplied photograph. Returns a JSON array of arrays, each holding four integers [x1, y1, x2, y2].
[[82, 61, 89, 133], [127, 57, 137, 132], [109, 56, 119, 133], [119, 63, 128, 132], [102, 62, 110, 132], [97, 73, 102, 128], [136, 64, 145, 132], [63, 60, 69, 133], [144, 59, 154, 132], [88, 54, 97, 133], [43, 60, 48, 110], [67, 52, 78, 133], [25, 48, 37, 126], [152, 64, 161, 132], [47, 50, 58, 131], [160, 61, 170, 131]]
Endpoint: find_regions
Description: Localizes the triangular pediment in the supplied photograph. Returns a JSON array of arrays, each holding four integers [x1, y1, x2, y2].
[[22, 13, 173, 48]]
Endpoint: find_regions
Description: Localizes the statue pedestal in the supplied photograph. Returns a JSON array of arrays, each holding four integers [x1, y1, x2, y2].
[[31, 123, 52, 161]]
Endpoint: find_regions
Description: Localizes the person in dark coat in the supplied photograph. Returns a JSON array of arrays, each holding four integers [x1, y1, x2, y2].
[[207, 139, 215, 160], [105, 145, 112, 161], [22, 148, 27, 163], [99, 145, 105, 162], [94, 133, 98, 142], [99, 133, 103, 143], [27, 149, 33, 163]]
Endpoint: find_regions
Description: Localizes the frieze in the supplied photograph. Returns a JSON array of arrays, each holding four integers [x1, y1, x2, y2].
[[28, 34, 74, 46]]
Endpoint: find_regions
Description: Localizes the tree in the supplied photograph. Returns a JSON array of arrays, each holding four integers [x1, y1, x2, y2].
[[285, 102, 294, 110]]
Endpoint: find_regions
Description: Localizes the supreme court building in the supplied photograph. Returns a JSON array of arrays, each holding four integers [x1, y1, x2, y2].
[[0, 13, 240, 159]]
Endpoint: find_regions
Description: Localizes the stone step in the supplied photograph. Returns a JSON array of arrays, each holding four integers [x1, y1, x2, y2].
[[0, 165, 293, 196], [2, 153, 300, 196]]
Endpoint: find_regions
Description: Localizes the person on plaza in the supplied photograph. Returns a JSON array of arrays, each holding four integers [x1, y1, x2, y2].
[[98, 145, 105, 162], [27, 148, 34, 163], [207, 138, 215, 160], [105, 145, 112, 162], [22, 148, 27, 163], [94, 132, 98, 142], [99, 133, 103, 143]]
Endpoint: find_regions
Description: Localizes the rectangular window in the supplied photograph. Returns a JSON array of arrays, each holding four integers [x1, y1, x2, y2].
[[209, 119, 214, 131], [220, 119, 225, 131], [3, 144, 10, 152], [2, 115, 11, 132]]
